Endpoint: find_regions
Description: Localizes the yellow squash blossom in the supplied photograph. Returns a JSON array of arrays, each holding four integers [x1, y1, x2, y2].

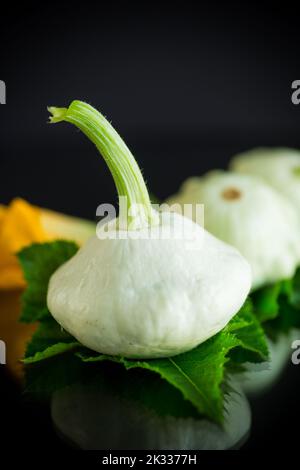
[[0, 198, 96, 290], [0, 198, 96, 379]]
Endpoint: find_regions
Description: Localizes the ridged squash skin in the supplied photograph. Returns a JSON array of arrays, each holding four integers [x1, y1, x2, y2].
[[167, 171, 300, 290], [47, 211, 251, 358]]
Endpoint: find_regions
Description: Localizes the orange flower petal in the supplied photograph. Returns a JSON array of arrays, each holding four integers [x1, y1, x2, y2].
[[0, 198, 49, 254], [0, 198, 49, 289], [0, 198, 95, 290]]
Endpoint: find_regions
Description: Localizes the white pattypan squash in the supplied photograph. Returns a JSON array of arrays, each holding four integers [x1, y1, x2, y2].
[[167, 170, 300, 289], [231, 147, 300, 213], [47, 102, 251, 358]]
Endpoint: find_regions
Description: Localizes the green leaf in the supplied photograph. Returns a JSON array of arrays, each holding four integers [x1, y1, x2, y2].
[[17, 240, 79, 323], [25, 318, 75, 357], [23, 341, 80, 364], [266, 296, 300, 336], [24, 300, 266, 423], [102, 366, 201, 419], [251, 283, 282, 323], [251, 268, 300, 337], [287, 267, 300, 309], [77, 331, 240, 423], [76, 302, 267, 423], [227, 299, 269, 363], [26, 356, 202, 419], [24, 353, 85, 399], [19, 241, 269, 422]]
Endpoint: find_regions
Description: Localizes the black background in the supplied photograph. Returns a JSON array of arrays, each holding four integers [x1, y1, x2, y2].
[[1, 1, 300, 453]]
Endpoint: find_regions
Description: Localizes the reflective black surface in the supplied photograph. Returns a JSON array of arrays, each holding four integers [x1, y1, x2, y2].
[[1, 2, 300, 454], [50, 366, 250, 450], [0, 354, 300, 450], [1, 354, 300, 450]]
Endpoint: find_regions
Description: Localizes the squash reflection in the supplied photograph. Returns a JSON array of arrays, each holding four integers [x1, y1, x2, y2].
[[51, 366, 251, 450]]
